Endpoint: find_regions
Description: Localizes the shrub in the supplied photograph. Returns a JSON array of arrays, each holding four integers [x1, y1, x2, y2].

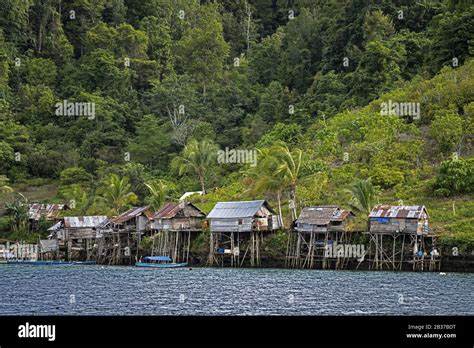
[[433, 157, 474, 196]]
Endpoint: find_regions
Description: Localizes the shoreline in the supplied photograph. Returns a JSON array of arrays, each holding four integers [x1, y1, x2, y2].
[[3, 256, 473, 273]]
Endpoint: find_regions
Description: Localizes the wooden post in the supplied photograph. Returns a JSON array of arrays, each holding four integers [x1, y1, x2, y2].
[[295, 233, 301, 268], [186, 231, 191, 263], [230, 232, 234, 267], [400, 234, 405, 271], [392, 234, 396, 270], [250, 231, 255, 267], [208, 231, 214, 266]]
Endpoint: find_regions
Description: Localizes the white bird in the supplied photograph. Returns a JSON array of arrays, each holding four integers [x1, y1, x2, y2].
[[439, 272, 446, 275]]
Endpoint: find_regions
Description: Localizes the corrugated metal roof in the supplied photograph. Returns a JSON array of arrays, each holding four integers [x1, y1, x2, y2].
[[96, 218, 113, 229], [47, 221, 62, 231], [152, 202, 205, 220], [296, 206, 353, 225], [207, 200, 273, 219], [28, 203, 68, 221], [64, 216, 108, 228], [369, 205, 428, 219], [112, 206, 151, 224]]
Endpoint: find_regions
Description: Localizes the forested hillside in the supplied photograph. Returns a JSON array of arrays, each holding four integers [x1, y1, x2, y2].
[[0, 1, 473, 249]]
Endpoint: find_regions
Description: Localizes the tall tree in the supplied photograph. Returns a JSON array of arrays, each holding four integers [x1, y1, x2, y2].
[[345, 178, 378, 218], [96, 174, 138, 215], [144, 180, 168, 211], [272, 143, 319, 220], [175, 2, 230, 98], [246, 147, 285, 227], [173, 139, 218, 194], [5, 193, 28, 233]]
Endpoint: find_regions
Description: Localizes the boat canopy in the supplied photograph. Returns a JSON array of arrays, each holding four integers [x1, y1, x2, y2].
[[142, 256, 171, 261]]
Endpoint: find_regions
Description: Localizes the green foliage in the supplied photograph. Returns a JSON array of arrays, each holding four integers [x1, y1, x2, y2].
[[144, 180, 168, 211], [95, 174, 138, 215], [257, 123, 303, 148], [5, 192, 28, 233], [25, 58, 57, 87], [429, 111, 463, 155], [174, 2, 230, 96], [433, 158, 474, 196], [190, 228, 210, 254], [345, 179, 379, 218], [60, 184, 91, 215], [172, 139, 218, 194], [262, 230, 288, 258], [128, 114, 173, 170], [0, 1, 473, 244], [59, 167, 93, 187], [0, 175, 13, 193]]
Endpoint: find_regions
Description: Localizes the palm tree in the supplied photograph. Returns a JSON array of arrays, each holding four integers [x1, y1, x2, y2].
[[272, 144, 319, 220], [0, 175, 13, 193], [61, 184, 92, 214], [145, 180, 168, 211], [97, 174, 138, 215], [173, 139, 218, 194], [246, 148, 286, 227], [5, 193, 29, 233], [345, 178, 378, 217]]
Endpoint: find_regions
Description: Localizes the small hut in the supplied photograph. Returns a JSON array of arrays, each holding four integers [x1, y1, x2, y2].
[[111, 206, 153, 233], [369, 205, 429, 234], [207, 200, 281, 267], [150, 202, 205, 232], [49, 216, 107, 261], [367, 205, 436, 271], [28, 203, 69, 230], [97, 206, 153, 265], [294, 206, 354, 233], [288, 206, 355, 269], [148, 202, 206, 263]]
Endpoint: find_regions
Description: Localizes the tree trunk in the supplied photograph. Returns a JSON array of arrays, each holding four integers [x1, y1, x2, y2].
[[199, 175, 206, 195], [289, 185, 297, 221], [277, 191, 284, 228]]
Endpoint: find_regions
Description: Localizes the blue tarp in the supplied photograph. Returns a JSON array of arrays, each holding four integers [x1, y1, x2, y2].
[[377, 217, 389, 224], [143, 256, 171, 261]]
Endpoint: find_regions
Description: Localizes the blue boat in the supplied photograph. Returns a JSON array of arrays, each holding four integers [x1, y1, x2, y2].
[[135, 256, 188, 268], [6, 260, 96, 266]]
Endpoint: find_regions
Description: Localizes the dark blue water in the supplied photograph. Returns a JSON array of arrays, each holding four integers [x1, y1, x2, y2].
[[0, 265, 472, 315]]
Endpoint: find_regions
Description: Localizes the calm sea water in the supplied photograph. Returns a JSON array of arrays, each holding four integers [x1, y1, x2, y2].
[[0, 265, 472, 315]]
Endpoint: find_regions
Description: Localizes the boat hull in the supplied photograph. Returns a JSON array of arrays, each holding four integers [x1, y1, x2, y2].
[[135, 262, 188, 268]]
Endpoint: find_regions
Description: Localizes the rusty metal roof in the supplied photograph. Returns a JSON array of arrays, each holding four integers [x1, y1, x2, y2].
[[152, 202, 205, 220], [296, 206, 354, 225], [112, 206, 152, 224], [28, 203, 68, 221], [369, 205, 428, 219], [64, 216, 108, 228], [207, 200, 275, 219]]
